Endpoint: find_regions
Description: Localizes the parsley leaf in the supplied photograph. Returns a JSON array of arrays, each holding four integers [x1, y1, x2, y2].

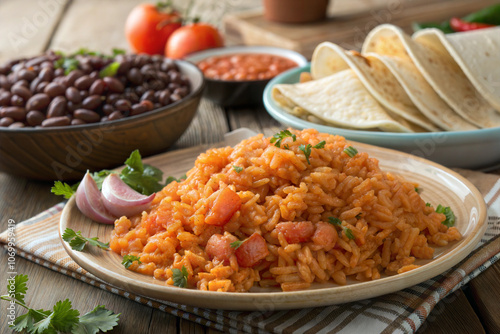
[[314, 141, 326, 149], [172, 265, 189, 288], [327, 217, 342, 226], [233, 165, 243, 173], [436, 204, 456, 227], [1, 274, 119, 334], [121, 255, 142, 269], [270, 130, 296, 148], [343, 146, 358, 157], [299, 141, 326, 165], [62, 228, 109, 252], [74, 305, 120, 334], [426, 202, 431, 207], [343, 228, 355, 240], [54, 57, 80, 75], [230, 240, 243, 249], [51, 181, 77, 199]]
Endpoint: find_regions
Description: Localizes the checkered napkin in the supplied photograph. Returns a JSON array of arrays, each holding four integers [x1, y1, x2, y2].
[[1, 170, 499, 334]]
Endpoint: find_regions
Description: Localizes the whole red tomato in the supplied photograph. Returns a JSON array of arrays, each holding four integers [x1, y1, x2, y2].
[[165, 23, 224, 59], [125, 3, 182, 55]]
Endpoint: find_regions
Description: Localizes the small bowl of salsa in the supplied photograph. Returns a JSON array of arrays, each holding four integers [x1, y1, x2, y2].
[[185, 46, 307, 107]]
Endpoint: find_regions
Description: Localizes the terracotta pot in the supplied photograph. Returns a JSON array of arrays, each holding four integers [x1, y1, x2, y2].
[[263, 0, 330, 24]]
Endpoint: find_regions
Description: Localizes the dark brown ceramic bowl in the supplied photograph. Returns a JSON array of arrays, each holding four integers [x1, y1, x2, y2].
[[0, 60, 204, 181], [185, 46, 308, 107]]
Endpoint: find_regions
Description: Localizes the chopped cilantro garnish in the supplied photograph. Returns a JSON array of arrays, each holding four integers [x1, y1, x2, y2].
[[230, 240, 243, 249], [436, 204, 456, 227], [233, 166, 244, 173], [172, 265, 189, 288], [121, 255, 142, 269], [62, 228, 109, 251], [327, 216, 355, 240], [299, 141, 325, 164], [51, 181, 78, 199], [343, 146, 358, 157], [343, 228, 355, 240], [270, 130, 296, 148], [426, 202, 431, 207], [99, 61, 121, 78], [327, 217, 342, 226]]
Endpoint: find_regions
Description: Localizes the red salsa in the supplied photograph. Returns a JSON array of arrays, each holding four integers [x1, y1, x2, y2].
[[197, 53, 298, 81]]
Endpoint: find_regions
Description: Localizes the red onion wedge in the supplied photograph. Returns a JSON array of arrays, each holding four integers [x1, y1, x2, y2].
[[75, 171, 117, 224], [101, 173, 155, 217]]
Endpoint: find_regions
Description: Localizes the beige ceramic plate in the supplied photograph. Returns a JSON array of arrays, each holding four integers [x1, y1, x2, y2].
[[60, 130, 487, 311]]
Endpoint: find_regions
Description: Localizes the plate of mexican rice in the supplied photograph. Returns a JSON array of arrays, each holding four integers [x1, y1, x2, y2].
[[59, 128, 487, 310]]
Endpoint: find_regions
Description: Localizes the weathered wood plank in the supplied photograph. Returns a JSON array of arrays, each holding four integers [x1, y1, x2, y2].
[[0, 0, 68, 62]]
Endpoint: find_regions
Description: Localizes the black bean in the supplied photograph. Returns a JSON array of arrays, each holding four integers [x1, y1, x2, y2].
[[36, 82, 49, 94], [30, 77, 42, 93], [12, 79, 29, 89], [9, 122, 25, 129], [65, 87, 82, 104], [102, 104, 114, 116], [106, 93, 121, 105], [141, 90, 155, 102], [0, 64, 10, 75], [54, 68, 65, 77], [18, 69, 36, 81], [79, 90, 89, 100], [89, 79, 105, 95], [10, 95, 25, 107], [0, 91, 11, 106], [130, 103, 147, 116], [115, 99, 131, 112], [44, 82, 65, 97], [74, 75, 93, 90], [0, 75, 11, 90], [140, 100, 154, 111], [1, 106, 26, 121], [82, 95, 103, 110], [26, 93, 50, 111], [41, 116, 71, 127], [170, 93, 182, 103], [11, 85, 32, 101], [74, 108, 100, 123], [108, 110, 123, 121], [65, 69, 83, 86], [0, 116, 14, 127], [103, 77, 124, 93], [117, 60, 130, 75], [38, 67, 53, 82], [47, 96, 67, 118], [159, 90, 171, 105], [127, 68, 143, 85], [26, 110, 46, 126], [66, 101, 82, 113], [25, 55, 49, 68], [71, 118, 86, 125]]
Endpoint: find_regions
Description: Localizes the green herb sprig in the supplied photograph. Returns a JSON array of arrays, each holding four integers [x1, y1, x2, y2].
[[172, 265, 189, 288], [270, 130, 296, 148], [1, 274, 119, 334], [230, 240, 243, 249], [343, 146, 358, 157], [299, 141, 326, 164], [62, 228, 109, 251], [233, 166, 243, 173], [436, 204, 456, 227], [121, 255, 142, 269], [328, 217, 355, 240]]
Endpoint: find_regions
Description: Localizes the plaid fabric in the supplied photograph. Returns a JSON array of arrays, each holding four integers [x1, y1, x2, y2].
[[1, 170, 499, 334]]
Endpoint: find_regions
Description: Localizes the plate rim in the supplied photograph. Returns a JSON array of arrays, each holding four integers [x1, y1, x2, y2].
[[59, 137, 488, 311]]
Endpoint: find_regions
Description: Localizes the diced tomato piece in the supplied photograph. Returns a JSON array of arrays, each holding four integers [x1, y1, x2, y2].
[[235, 233, 269, 267], [205, 233, 237, 264], [275, 221, 314, 244], [312, 221, 338, 251], [205, 187, 241, 226]]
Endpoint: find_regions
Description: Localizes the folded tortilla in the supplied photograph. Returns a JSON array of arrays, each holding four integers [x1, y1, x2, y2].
[[413, 27, 500, 112], [311, 42, 439, 131], [362, 24, 500, 129], [272, 69, 421, 133]]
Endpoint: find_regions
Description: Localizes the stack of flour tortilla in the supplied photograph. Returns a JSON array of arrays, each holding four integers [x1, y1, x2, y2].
[[272, 24, 500, 132]]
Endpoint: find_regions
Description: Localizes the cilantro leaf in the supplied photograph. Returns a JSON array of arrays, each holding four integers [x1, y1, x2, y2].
[[50, 299, 80, 332], [121, 255, 142, 269], [343, 228, 355, 240], [426, 202, 431, 207], [343, 146, 358, 157], [120, 150, 164, 195], [73, 305, 120, 334], [62, 228, 109, 252], [233, 166, 243, 173], [230, 240, 243, 249], [99, 61, 120, 78], [112, 48, 126, 56], [270, 130, 296, 148], [165, 174, 186, 185], [91, 170, 113, 190], [51, 181, 77, 199], [172, 265, 188, 288], [313, 141, 326, 149], [9, 274, 29, 304], [299, 144, 312, 164], [436, 204, 456, 227], [327, 217, 342, 226]]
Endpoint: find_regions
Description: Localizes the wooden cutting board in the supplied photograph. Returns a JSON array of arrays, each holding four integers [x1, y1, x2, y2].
[[223, 0, 499, 59]]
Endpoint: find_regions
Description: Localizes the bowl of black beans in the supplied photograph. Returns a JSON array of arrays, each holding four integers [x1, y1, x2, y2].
[[0, 50, 204, 180]]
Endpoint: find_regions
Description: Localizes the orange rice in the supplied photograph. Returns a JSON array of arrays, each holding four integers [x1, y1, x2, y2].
[[110, 129, 461, 292]]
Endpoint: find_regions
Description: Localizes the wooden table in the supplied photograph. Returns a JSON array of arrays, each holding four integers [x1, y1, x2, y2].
[[0, 0, 499, 333]]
